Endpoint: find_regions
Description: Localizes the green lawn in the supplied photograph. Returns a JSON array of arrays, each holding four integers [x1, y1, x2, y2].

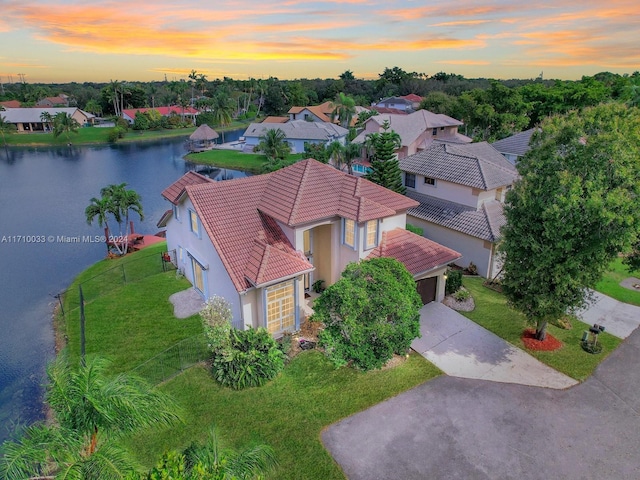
[[128, 352, 439, 480], [3, 126, 196, 146], [185, 149, 305, 173], [61, 242, 441, 479], [462, 277, 621, 381], [595, 257, 640, 306]]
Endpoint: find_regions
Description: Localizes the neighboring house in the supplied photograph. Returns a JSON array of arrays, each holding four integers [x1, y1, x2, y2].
[[35, 95, 70, 107], [0, 100, 21, 109], [353, 109, 472, 160], [121, 106, 199, 125], [369, 106, 407, 115], [491, 128, 536, 164], [261, 116, 289, 123], [1, 107, 95, 132], [373, 94, 423, 113], [399, 142, 519, 278], [243, 120, 349, 153], [158, 160, 460, 335], [288, 101, 334, 123]]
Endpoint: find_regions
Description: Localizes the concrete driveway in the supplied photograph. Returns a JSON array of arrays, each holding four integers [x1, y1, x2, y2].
[[578, 290, 640, 338], [411, 302, 577, 389], [323, 326, 640, 480]]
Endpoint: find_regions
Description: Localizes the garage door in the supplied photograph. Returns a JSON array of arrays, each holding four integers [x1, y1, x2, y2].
[[416, 277, 437, 305]]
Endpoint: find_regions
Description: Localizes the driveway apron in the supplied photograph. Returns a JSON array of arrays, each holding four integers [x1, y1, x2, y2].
[[411, 302, 577, 389]]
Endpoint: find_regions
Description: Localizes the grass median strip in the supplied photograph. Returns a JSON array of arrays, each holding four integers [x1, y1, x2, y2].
[[462, 277, 621, 381]]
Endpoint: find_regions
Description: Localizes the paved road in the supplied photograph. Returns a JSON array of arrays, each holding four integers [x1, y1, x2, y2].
[[323, 326, 640, 480], [411, 302, 577, 389]]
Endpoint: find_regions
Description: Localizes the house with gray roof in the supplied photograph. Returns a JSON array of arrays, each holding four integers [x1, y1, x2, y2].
[[491, 128, 536, 164], [352, 109, 472, 160], [1, 107, 94, 132], [399, 142, 519, 278], [243, 120, 349, 153]]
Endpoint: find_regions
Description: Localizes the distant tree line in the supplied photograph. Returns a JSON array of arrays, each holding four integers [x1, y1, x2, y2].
[[2, 68, 639, 141]]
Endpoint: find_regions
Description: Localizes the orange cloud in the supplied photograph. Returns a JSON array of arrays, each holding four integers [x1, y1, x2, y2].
[[437, 60, 491, 66]]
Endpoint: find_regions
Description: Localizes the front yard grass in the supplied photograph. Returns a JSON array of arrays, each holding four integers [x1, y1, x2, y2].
[[595, 257, 640, 306], [185, 149, 305, 172], [462, 277, 621, 381], [62, 242, 441, 479]]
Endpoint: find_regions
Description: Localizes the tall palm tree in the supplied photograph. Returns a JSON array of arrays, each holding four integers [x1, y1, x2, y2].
[[0, 355, 181, 480], [211, 93, 235, 143], [85, 196, 115, 255], [331, 92, 356, 129], [0, 114, 15, 151], [52, 112, 80, 142], [40, 111, 53, 132], [255, 128, 291, 164], [99, 183, 144, 254]]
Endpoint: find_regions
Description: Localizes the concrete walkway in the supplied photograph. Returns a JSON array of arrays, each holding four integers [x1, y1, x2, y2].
[[578, 290, 640, 338], [168, 288, 204, 319], [412, 302, 577, 389], [323, 326, 640, 480]]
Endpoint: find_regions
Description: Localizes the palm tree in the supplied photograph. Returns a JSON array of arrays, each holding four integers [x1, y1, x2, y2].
[[99, 183, 144, 254], [52, 112, 80, 142], [0, 114, 15, 151], [328, 140, 345, 171], [331, 92, 356, 129], [84, 99, 102, 116], [85, 196, 115, 255], [211, 93, 235, 143], [40, 111, 53, 132], [0, 355, 181, 480], [255, 128, 291, 165]]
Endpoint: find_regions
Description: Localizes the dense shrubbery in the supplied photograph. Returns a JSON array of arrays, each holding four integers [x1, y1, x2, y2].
[[445, 269, 463, 295], [201, 296, 284, 389], [212, 328, 285, 390], [312, 257, 421, 370]]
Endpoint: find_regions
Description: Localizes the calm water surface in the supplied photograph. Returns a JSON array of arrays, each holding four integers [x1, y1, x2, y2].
[[0, 134, 249, 442]]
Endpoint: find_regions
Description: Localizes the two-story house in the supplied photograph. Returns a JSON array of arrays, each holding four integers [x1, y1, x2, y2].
[[399, 142, 518, 278], [373, 94, 423, 113], [352, 110, 472, 160], [288, 102, 334, 123], [159, 159, 460, 336]]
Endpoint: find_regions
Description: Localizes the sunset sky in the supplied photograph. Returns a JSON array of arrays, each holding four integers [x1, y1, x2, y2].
[[1, 0, 638, 84]]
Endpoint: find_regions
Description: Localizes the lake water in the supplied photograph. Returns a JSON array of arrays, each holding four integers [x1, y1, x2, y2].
[[0, 133, 250, 443]]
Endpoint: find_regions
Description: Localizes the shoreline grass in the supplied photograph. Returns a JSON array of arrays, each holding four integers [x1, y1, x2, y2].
[[185, 149, 305, 172], [461, 277, 621, 381]]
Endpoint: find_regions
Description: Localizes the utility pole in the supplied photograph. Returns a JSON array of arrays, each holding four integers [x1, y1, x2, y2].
[[0, 76, 4, 95], [17, 73, 26, 84]]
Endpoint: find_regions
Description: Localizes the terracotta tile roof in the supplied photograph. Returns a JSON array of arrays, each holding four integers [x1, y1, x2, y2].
[[0, 100, 21, 108], [367, 228, 461, 275], [261, 116, 289, 123], [257, 159, 417, 226], [156, 209, 173, 228], [401, 94, 423, 103], [287, 102, 334, 123], [161, 171, 213, 204], [185, 175, 313, 292], [369, 106, 407, 115]]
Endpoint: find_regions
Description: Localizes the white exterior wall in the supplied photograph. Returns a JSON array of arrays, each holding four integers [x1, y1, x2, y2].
[[408, 177, 481, 208], [407, 215, 494, 278], [165, 198, 243, 324]]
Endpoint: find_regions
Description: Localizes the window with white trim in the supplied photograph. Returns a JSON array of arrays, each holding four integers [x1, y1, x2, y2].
[[172, 204, 180, 222], [365, 220, 379, 249], [424, 177, 436, 186], [189, 209, 200, 237], [404, 173, 416, 188], [343, 218, 355, 248], [191, 257, 206, 294]]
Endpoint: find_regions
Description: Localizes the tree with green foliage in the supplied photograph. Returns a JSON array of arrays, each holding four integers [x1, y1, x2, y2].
[[52, 112, 80, 142], [0, 355, 181, 480], [364, 120, 404, 194], [500, 104, 640, 340], [331, 92, 356, 128], [304, 141, 330, 163], [210, 92, 235, 142], [0, 114, 16, 150], [312, 257, 422, 370], [255, 128, 291, 170]]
